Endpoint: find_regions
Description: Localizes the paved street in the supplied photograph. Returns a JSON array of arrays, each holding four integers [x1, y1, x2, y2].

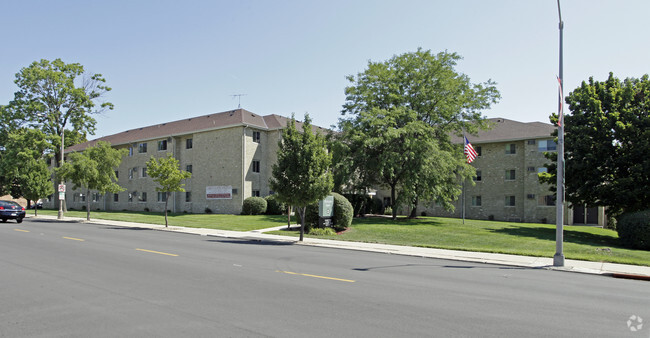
[[1, 218, 649, 337]]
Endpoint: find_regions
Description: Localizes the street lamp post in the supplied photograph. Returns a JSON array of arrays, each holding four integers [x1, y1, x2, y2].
[[554, 0, 565, 267], [58, 128, 64, 220]]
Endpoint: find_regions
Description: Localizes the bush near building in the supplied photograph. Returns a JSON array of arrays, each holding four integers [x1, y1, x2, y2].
[[617, 210, 650, 250], [264, 195, 285, 215], [304, 192, 353, 233], [241, 197, 267, 215]]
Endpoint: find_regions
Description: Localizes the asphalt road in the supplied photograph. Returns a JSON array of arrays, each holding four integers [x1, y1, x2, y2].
[[1, 218, 648, 337]]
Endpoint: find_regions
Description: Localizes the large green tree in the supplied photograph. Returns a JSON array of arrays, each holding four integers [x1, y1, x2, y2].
[[540, 73, 650, 217], [269, 114, 333, 241], [3, 59, 113, 211], [146, 154, 192, 227], [338, 49, 497, 217], [58, 141, 126, 220], [0, 129, 54, 211]]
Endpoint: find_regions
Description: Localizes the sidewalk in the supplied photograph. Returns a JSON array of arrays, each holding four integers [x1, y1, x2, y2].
[[28, 215, 650, 280]]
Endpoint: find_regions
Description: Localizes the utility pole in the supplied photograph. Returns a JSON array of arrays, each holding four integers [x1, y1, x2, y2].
[[554, 0, 565, 267]]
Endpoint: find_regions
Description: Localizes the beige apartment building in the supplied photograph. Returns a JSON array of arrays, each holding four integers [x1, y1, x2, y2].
[[44, 109, 324, 214], [380, 118, 606, 226]]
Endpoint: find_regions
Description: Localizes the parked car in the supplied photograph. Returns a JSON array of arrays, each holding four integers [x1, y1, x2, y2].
[[0, 200, 26, 223], [30, 200, 43, 209]]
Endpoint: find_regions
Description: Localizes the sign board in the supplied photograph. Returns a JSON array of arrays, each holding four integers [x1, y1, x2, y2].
[[58, 192, 65, 200], [206, 186, 232, 200], [318, 195, 334, 218], [58, 184, 66, 193]]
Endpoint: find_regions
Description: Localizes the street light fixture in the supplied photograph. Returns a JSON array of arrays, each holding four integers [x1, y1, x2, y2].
[[554, 0, 565, 267]]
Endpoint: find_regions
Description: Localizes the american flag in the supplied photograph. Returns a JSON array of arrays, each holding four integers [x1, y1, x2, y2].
[[464, 136, 478, 164]]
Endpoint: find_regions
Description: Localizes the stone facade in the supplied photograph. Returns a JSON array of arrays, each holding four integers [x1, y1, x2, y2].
[[44, 109, 311, 215]]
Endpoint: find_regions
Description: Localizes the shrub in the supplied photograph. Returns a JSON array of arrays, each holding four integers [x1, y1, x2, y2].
[[204, 207, 212, 214], [265, 195, 285, 215], [370, 197, 384, 214], [617, 210, 650, 250], [144, 207, 150, 212], [309, 227, 336, 236], [302, 193, 354, 232], [242, 197, 267, 215], [384, 207, 392, 216]]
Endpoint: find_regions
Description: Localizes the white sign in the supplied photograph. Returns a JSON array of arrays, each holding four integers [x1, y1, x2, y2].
[[58, 192, 65, 200], [206, 186, 232, 200], [58, 184, 66, 193]]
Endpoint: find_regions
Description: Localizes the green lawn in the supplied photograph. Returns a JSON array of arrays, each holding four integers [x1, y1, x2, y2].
[[270, 216, 650, 266], [35, 209, 287, 232], [34, 209, 650, 266]]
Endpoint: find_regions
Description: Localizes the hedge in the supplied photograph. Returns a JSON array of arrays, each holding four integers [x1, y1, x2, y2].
[[241, 197, 267, 215]]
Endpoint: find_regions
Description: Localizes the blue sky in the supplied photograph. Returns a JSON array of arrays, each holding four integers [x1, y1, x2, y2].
[[1, 0, 649, 138]]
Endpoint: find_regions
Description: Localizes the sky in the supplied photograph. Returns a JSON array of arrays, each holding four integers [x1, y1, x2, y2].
[[1, 0, 649, 139]]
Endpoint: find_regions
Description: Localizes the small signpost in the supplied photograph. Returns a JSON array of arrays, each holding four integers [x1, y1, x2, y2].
[[58, 184, 66, 200], [318, 195, 334, 228]]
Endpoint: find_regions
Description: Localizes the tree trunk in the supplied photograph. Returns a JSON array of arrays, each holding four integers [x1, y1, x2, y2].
[[86, 189, 91, 221], [391, 184, 397, 220], [299, 206, 306, 241], [164, 197, 169, 227], [409, 196, 419, 219], [287, 205, 292, 229]]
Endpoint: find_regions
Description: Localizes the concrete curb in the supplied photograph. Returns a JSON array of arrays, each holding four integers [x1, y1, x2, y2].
[[25, 214, 650, 280]]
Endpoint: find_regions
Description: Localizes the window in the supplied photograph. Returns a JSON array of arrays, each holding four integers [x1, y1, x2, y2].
[[79, 194, 86, 202], [527, 140, 536, 145], [157, 192, 167, 202], [505, 195, 516, 207], [472, 196, 482, 207], [538, 140, 557, 152], [232, 188, 238, 195], [141, 168, 147, 178], [129, 192, 135, 203], [138, 143, 147, 153], [128, 147, 134, 157], [505, 143, 516, 154], [252, 190, 260, 197], [158, 140, 167, 151], [383, 197, 392, 207], [539, 195, 556, 206], [185, 192, 192, 202], [129, 168, 137, 179], [527, 166, 536, 172], [475, 146, 482, 157], [186, 164, 192, 173], [538, 167, 548, 174], [46, 158, 52, 166], [186, 138, 193, 149], [140, 192, 147, 202], [253, 131, 261, 143], [505, 170, 516, 180], [115, 170, 119, 178], [92, 193, 100, 202], [252, 160, 260, 173], [113, 193, 119, 202], [474, 170, 482, 182]]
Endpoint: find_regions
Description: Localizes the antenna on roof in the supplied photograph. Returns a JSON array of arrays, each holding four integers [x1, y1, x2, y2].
[[231, 94, 247, 108]]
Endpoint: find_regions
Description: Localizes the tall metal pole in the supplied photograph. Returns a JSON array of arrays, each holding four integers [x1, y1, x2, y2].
[[58, 128, 64, 220], [553, 0, 565, 266]]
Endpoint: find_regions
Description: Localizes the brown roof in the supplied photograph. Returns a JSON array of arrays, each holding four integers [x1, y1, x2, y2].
[[453, 118, 556, 144], [67, 109, 329, 152]]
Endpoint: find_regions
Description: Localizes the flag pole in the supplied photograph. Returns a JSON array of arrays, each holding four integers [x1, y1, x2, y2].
[[554, 0, 565, 267], [462, 130, 466, 224]]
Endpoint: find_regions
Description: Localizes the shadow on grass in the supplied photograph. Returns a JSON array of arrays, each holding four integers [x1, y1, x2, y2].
[[489, 226, 621, 248], [352, 216, 446, 227]]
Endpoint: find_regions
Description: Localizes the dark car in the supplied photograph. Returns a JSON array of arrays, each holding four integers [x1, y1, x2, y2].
[[0, 201, 26, 223]]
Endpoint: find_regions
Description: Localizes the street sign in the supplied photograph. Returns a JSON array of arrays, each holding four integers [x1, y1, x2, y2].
[[58, 192, 65, 200], [58, 184, 66, 193]]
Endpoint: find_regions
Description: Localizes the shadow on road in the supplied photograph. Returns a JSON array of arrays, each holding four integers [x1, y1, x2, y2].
[[206, 238, 295, 246], [352, 263, 538, 272]]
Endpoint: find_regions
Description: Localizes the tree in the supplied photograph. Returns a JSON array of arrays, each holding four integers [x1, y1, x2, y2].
[[5, 58, 113, 211], [540, 73, 650, 217], [269, 114, 333, 241], [146, 154, 191, 227], [0, 129, 55, 212], [58, 141, 126, 220], [338, 49, 496, 218]]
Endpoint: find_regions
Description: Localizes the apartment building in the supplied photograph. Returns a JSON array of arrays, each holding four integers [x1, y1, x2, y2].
[[382, 118, 605, 226], [45, 109, 325, 214]]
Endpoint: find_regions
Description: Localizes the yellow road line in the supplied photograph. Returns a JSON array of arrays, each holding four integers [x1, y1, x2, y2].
[[63, 237, 85, 241], [14, 229, 30, 232], [277, 270, 355, 283], [136, 248, 178, 257]]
